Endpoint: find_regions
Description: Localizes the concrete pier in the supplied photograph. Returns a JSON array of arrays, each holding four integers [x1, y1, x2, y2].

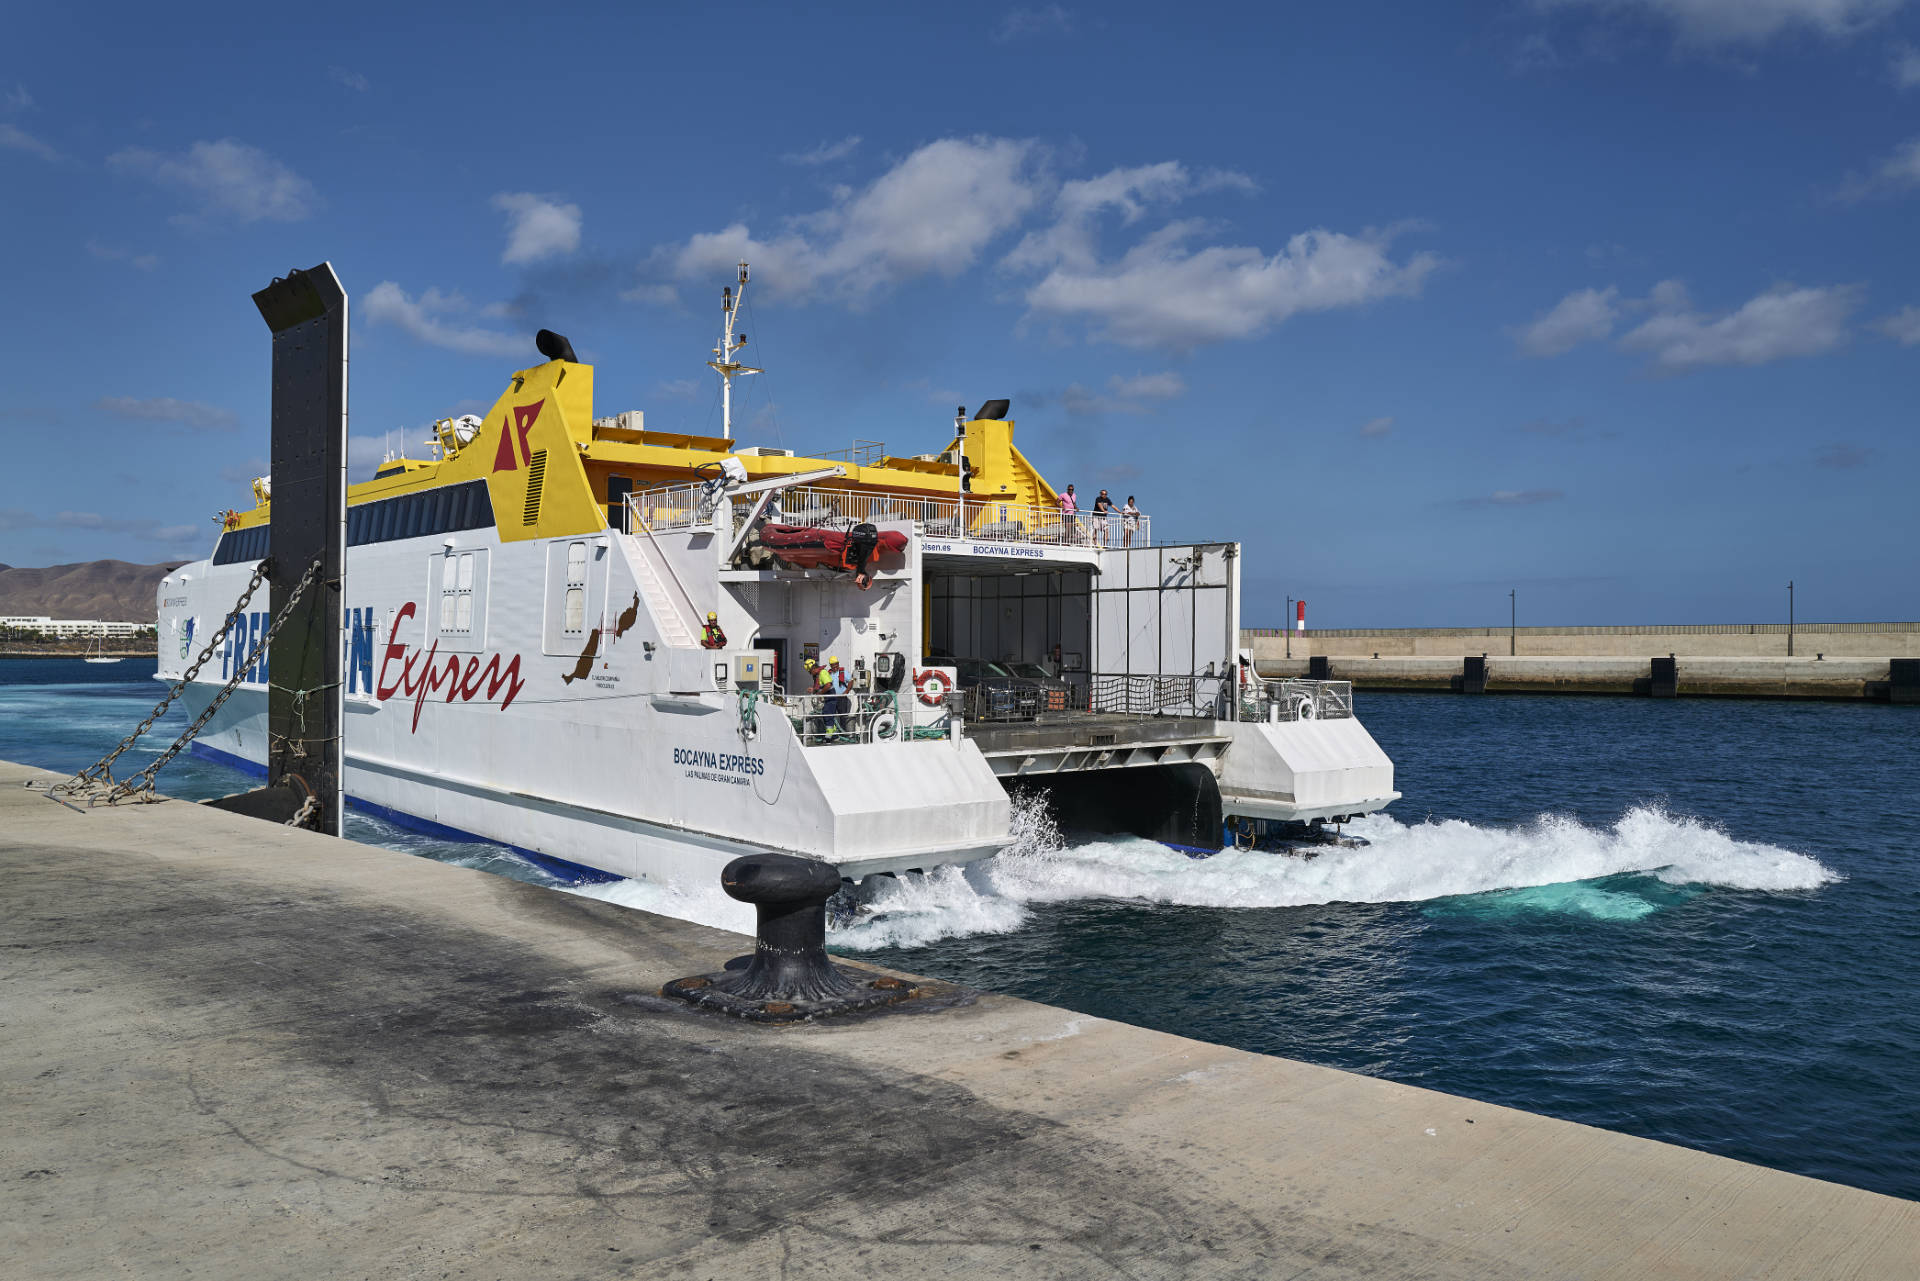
[[5, 757, 1916, 1279], [1257, 654, 1905, 701]]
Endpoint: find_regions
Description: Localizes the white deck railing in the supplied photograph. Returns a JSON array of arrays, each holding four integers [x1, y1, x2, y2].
[[628, 481, 1153, 549]]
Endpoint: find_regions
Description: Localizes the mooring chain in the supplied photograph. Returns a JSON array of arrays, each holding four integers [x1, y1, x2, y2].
[[45, 556, 324, 806], [49, 557, 275, 800], [107, 557, 326, 804], [285, 791, 319, 829]]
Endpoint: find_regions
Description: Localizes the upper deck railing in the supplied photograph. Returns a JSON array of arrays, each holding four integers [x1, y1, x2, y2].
[[628, 481, 1154, 549]]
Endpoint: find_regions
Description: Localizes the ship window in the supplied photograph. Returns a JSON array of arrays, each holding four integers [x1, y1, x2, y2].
[[563, 587, 584, 632], [441, 552, 475, 635], [566, 541, 587, 584], [340, 481, 498, 549]]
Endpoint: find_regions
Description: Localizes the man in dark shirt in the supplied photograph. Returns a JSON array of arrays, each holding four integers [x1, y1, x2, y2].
[[1090, 489, 1115, 546]]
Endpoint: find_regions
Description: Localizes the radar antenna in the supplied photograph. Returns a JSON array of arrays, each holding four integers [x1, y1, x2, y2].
[[706, 261, 761, 440]]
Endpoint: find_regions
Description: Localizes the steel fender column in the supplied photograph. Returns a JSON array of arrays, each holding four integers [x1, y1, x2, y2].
[[252, 264, 348, 836]]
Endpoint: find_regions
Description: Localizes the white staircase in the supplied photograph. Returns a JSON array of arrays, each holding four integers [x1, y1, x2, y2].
[[623, 531, 698, 648]]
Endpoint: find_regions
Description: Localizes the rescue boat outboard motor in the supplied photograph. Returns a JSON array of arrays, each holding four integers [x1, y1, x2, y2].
[[535, 328, 578, 363]]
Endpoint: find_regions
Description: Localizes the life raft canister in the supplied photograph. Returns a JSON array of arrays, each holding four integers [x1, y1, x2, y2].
[[914, 668, 951, 706]]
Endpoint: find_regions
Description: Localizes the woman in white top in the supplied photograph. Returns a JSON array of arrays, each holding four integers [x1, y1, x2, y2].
[[1122, 496, 1141, 547]]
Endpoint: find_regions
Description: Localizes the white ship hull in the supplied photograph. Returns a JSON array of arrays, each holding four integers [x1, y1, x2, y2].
[[161, 520, 1012, 888]]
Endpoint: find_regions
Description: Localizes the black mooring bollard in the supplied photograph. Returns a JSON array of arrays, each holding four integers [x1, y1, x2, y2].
[[660, 853, 917, 1022], [712, 854, 856, 1002]]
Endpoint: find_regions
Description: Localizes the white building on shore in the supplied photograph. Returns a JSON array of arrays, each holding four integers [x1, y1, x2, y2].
[[0, 616, 152, 638]]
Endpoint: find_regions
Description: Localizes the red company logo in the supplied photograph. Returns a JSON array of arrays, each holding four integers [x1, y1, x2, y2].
[[376, 602, 527, 731], [492, 400, 545, 472]]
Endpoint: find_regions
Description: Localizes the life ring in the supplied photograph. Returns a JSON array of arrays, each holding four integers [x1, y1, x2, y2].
[[914, 669, 951, 705], [1291, 693, 1318, 721], [869, 711, 898, 742]]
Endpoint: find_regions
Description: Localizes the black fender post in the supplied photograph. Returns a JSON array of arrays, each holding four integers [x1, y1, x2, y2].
[[252, 264, 349, 836]]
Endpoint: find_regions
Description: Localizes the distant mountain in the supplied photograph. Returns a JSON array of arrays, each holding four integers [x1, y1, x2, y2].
[[0, 560, 188, 623]]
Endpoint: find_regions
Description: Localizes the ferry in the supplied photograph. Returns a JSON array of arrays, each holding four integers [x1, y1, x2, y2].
[[156, 264, 1400, 888]]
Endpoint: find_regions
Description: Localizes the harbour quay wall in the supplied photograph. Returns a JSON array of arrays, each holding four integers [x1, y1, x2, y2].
[[1245, 621, 1920, 660], [1254, 654, 1911, 700], [8, 755, 1920, 1280]]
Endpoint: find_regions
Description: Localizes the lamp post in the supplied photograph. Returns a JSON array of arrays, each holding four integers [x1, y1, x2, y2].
[[1510, 589, 1516, 657], [1788, 580, 1794, 657]]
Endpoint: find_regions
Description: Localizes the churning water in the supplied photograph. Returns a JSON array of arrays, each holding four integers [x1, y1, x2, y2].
[[5, 659, 1915, 1199]]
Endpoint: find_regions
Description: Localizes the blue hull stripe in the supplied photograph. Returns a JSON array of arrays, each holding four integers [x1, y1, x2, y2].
[[186, 742, 621, 886]]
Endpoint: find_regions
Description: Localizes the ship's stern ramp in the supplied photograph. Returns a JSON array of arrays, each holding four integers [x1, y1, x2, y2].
[[1214, 685, 1399, 823]]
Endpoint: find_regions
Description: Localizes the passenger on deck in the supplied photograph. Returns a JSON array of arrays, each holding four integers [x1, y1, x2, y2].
[[1091, 489, 1115, 546], [1059, 484, 1078, 544], [1122, 495, 1141, 548]]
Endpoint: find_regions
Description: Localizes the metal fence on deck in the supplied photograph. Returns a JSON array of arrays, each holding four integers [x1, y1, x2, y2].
[[627, 480, 1156, 547], [750, 689, 903, 746]]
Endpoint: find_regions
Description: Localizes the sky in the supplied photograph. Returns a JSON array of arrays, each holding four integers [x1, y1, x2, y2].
[[0, 0, 1914, 628]]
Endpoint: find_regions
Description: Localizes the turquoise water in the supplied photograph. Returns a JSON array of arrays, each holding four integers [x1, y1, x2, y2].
[[5, 659, 1914, 1200]]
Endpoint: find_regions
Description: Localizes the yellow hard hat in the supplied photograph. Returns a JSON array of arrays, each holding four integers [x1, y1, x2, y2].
[[829, 655, 840, 666], [707, 611, 717, 620], [803, 656, 817, 667]]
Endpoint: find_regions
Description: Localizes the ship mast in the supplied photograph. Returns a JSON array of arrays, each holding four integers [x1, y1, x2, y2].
[[707, 260, 761, 440]]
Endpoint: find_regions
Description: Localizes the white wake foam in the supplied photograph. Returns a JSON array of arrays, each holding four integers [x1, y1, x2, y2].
[[570, 875, 757, 936], [562, 797, 1837, 950], [830, 803, 1836, 950]]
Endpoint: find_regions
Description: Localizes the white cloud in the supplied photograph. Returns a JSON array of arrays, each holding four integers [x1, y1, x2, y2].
[[492, 192, 582, 264], [1017, 220, 1439, 350], [1002, 161, 1253, 275], [1837, 135, 1920, 200], [663, 136, 1043, 303], [95, 396, 237, 430], [363, 283, 525, 357], [108, 138, 317, 223], [85, 240, 159, 271], [1619, 281, 1862, 371], [994, 4, 1074, 41], [5, 83, 33, 112], [0, 122, 59, 162], [329, 65, 370, 92], [1895, 44, 1920, 86], [1537, 0, 1907, 45], [1108, 371, 1186, 399], [348, 435, 391, 482], [1515, 286, 1620, 356], [1059, 371, 1188, 415], [1876, 305, 1920, 343], [1359, 415, 1395, 438], [656, 378, 703, 400], [783, 135, 861, 166], [1461, 488, 1565, 507], [620, 282, 678, 306], [0, 508, 208, 547]]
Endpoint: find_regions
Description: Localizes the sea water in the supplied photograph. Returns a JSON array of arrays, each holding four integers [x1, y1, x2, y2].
[[5, 659, 1914, 1200]]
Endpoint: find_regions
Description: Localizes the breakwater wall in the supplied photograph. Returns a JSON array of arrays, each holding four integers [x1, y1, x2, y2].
[[1245, 621, 1920, 660], [1255, 654, 1920, 702]]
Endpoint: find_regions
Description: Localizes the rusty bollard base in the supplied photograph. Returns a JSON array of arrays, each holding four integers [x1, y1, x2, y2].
[[661, 965, 917, 1024]]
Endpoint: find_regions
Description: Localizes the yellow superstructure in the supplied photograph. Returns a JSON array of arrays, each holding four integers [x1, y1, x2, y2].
[[229, 356, 1057, 541]]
